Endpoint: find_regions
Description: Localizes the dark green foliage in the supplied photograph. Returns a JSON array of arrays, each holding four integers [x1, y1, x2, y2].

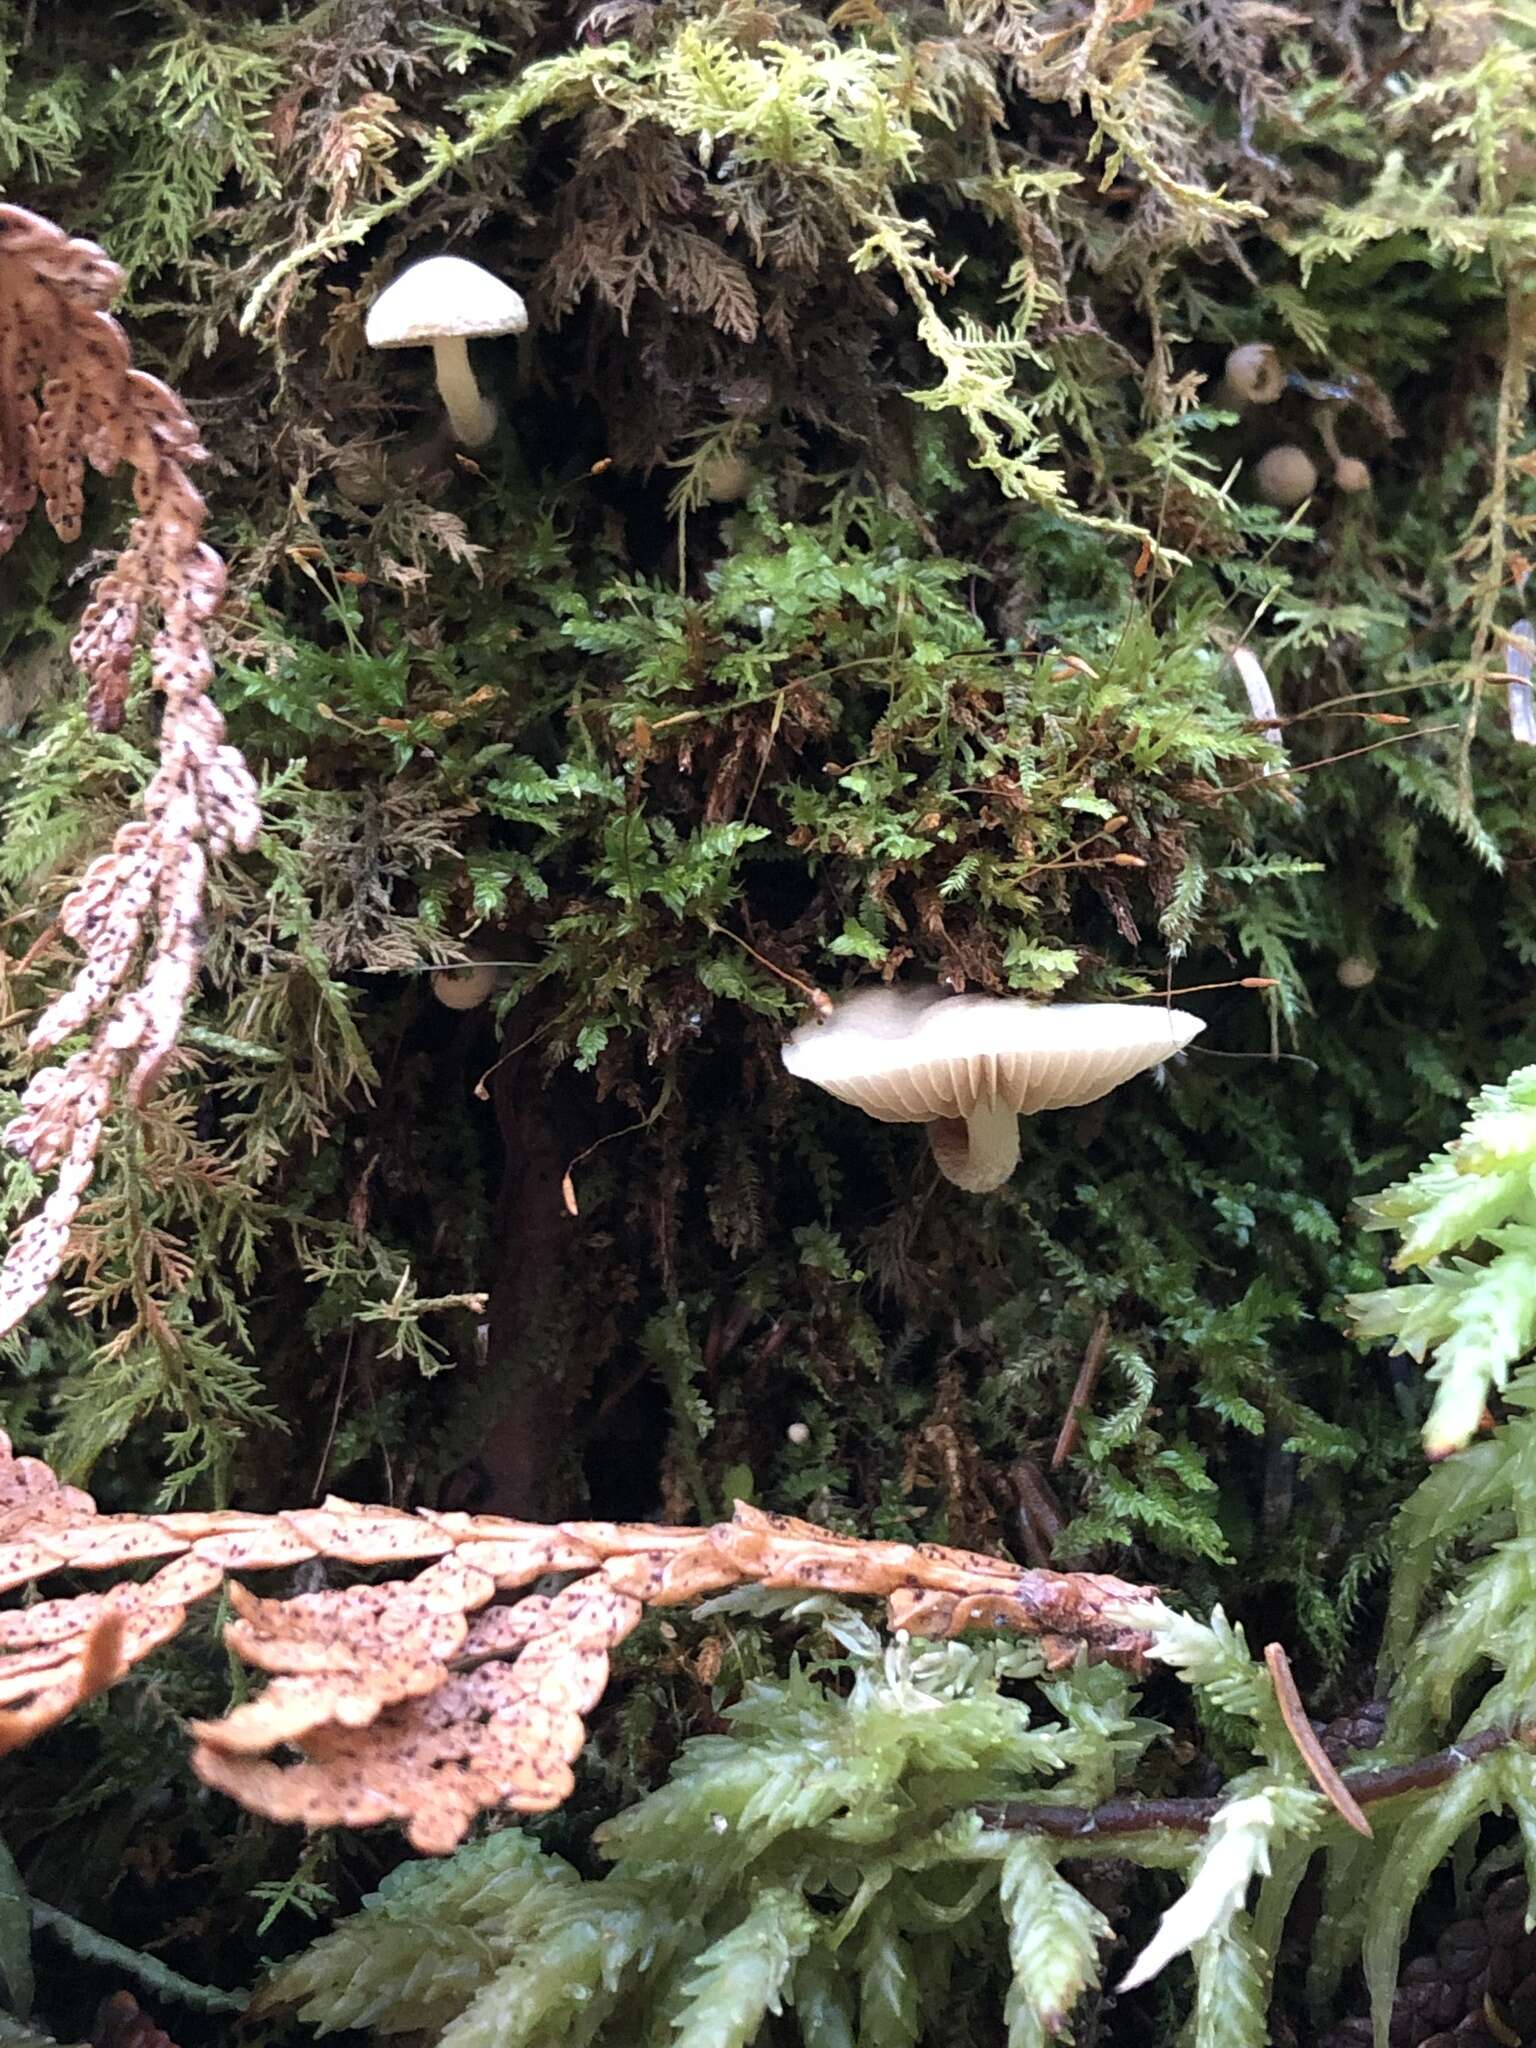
[[1, 0, 1536, 2039]]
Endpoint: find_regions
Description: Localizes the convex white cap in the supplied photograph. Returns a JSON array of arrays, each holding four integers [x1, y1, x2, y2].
[[365, 255, 527, 447], [783, 985, 1205, 1192]]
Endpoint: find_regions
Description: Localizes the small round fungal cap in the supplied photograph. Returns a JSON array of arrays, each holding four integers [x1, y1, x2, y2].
[[782, 986, 1205, 1193], [365, 256, 527, 448], [1336, 955, 1376, 989], [702, 451, 752, 503], [1333, 455, 1372, 494], [432, 961, 498, 1011], [1255, 443, 1319, 509], [1223, 343, 1284, 406]]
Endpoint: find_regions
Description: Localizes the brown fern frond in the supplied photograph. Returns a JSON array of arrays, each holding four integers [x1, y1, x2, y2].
[[0, 1558, 209, 1754], [0, 204, 261, 1340], [188, 1556, 499, 1751], [0, 1432, 1160, 1850], [191, 1572, 647, 1853]]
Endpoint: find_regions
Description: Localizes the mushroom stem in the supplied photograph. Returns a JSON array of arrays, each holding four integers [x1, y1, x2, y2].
[[429, 335, 497, 446], [927, 1103, 1021, 1193]]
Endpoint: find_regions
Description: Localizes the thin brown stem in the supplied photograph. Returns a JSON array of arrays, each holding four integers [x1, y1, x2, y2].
[[977, 1725, 1519, 1839], [710, 921, 831, 1014], [1209, 722, 1458, 798], [1052, 1312, 1110, 1471]]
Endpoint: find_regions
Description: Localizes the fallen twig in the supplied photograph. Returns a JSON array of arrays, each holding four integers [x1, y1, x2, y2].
[[977, 1725, 1518, 1839], [1052, 1311, 1111, 1470]]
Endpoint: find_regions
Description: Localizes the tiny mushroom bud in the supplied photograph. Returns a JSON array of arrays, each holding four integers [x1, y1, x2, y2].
[[782, 985, 1205, 1194], [1336, 956, 1377, 989], [1315, 406, 1372, 495], [365, 255, 527, 449], [432, 961, 498, 1011], [702, 450, 753, 502], [1255, 443, 1319, 509], [1223, 343, 1285, 406], [786, 1421, 811, 1445]]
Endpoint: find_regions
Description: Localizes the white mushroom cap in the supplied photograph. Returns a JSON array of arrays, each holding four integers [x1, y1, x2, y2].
[[365, 256, 527, 447], [365, 256, 527, 348], [783, 986, 1205, 1193]]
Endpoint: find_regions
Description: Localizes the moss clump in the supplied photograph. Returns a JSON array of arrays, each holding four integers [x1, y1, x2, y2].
[[1, 0, 1536, 2038]]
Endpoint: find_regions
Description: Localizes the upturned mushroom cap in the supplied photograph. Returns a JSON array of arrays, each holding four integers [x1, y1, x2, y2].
[[783, 987, 1205, 1189], [1223, 343, 1285, 406], [364, 256, 527, 350]]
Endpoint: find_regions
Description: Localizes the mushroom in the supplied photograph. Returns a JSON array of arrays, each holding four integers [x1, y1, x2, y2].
[[1254, 443, 1319, 509], [365, 256, 527, 448], [702, 450, 753, 503], [432, 961, 498, 1011], [781, 985, 1205, 1193], [1220, 343, 1285, 407], [1316, 408, 1373, 494]]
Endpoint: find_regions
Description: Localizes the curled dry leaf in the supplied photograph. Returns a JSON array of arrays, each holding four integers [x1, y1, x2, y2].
[[0, 204, 261, 1341], [890, 1578, 1161, 1670]]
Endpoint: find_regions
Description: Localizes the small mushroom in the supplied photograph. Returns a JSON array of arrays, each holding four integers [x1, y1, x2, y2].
[[1254, 443, 1319, 509], [365, 255, 527, 448], [702, 450, 753, 503], [1315, 408, 1372, 493], [432, 961, 498, 1011], [1336, 956, 1377, 989], [781, 985, 1205, 1193], [1221, 343, 1285, 407]]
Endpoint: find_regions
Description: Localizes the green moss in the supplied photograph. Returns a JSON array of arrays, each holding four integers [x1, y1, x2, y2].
[[2, 0, 1536, 2037]]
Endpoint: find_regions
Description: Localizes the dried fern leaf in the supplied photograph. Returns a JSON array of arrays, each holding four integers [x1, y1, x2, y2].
[[0, 206, 261, 1336]]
